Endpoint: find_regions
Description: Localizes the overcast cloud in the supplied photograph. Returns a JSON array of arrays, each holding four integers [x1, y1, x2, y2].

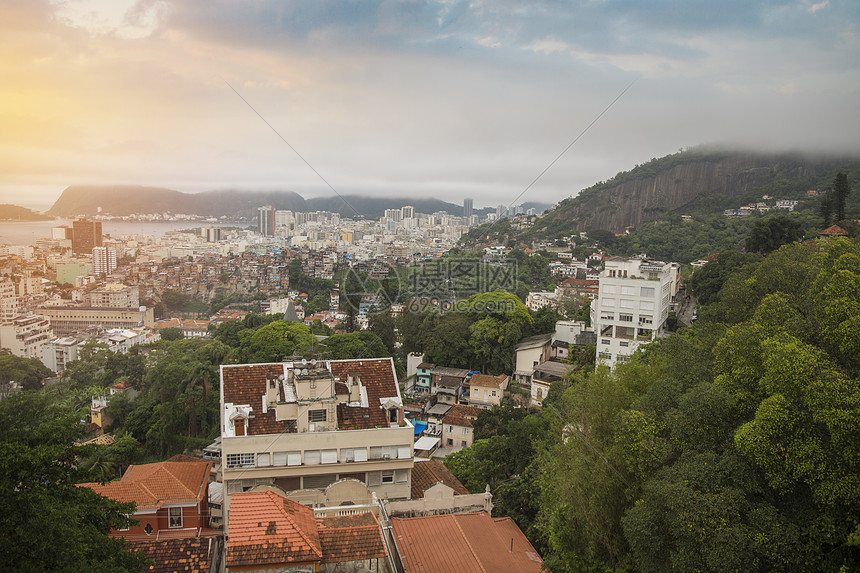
[[1, 0, 858, 211]]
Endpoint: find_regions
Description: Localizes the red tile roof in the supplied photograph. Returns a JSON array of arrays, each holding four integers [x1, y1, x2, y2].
[[227, 490, 387, 568], [391, 512, 544, 573], [442, 404, 481, 429], [819, 224, 849, 236], [226, 490, 323, 569], [410, 460, 469, 499], [316, 513, 388, 563], [330, 358, 400, 430], [79, 460, 211, 511], [221, 363, 297, 436], [469, 373, 507, 389], [129, 537, 217, 573], [221, 358, 400, 434]]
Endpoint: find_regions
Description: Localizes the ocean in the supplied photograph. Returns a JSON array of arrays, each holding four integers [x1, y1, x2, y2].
[[0, 220, 239, 246]]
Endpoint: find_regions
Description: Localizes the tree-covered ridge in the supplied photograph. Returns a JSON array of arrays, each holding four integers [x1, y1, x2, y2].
[[0, 203, 52, 220]]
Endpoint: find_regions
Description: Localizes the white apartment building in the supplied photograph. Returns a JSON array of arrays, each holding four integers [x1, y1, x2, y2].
[[219, 357, 413, 527], [592, 257, 673, 369], [0, 314, 53, 360], [92, 246, 117, 275]]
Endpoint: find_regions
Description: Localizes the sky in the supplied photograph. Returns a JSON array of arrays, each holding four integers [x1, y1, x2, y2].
[[2, 0, 859, 212]]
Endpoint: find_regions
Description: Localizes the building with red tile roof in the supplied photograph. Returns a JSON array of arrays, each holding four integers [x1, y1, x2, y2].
[[219, 358, 414, 528], [410, 459, 470, 499], [391, 511, 543, 573], [819, 224, 850, 237], [79, 460, 213, 540], [226, 490, 387, 571], [467, 374, 509, 409], [441, 404, 481, 451]]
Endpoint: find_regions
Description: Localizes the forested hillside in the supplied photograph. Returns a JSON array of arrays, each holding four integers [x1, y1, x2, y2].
[[446, 236, 860, 572]]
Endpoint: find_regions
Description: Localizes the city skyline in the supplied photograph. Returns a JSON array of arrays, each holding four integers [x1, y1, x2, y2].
[[2, 1, 859, 211]]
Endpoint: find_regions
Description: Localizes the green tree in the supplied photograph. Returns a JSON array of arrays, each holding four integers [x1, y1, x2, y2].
[[0, 392, 150, 572], [745, 214, 803, 254], [833, 172, 851, 222], [318, 331, 389, 360], [243, 320, 314, 363], [0, 352, 53, 392], [159, 326, 183, 341]]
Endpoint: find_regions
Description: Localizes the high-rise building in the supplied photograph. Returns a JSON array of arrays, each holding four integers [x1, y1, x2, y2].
[[203, 227, 221, 242], [384, 208, 402, 222], [591, 257, 673, 369], [401, 205, 415, 220], [72, 219, 102, 255], [92, 246, 117, 275], [464, 198, 473, 219], [258, 206, 275, 236]]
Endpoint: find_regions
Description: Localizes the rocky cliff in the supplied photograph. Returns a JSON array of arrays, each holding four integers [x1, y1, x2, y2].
[[531, 149, 858, 234]]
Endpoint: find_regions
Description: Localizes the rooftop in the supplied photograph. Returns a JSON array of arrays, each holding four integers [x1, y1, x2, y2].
[[79, 460, 211, 511], [469, 373, 508, 389], [391, 512, 543, 573], [129, 537, 217, 573], [442, 404, 481, 429], [410, 459, 469, 499], [227, 490, 387, 569]]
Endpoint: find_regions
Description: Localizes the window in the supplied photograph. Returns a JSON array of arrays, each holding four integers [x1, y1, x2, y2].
[[395, 469, 408, 483], [304, 450, 321, 465], [388, 408, 398, 423], [640, 300, 655, 310], [491, 390, 497, 397], [620, 286, 635, 295], [602, 284, 617, 293], [168, 507, 183, 529], [603, 298, 616, 307], [226, 453, 254, 468], [370, 445, 398, 460], [600, 312, 614, 321], [448, 425, 453, 432], [620, 299, 634, 309], [303, 474, 336, 490], [462, 428, 468, 435], [536, 388, 543, 399], [639, 315, 653, 325], [321, 449, 338, 464], [447, 438, 453, 446], [601, 339, 610, 345], [381, 470, 394, 484], [462, 441, 467, 447], [308, 409, 327, 423], [257, 453, 271, 467], [640, 287, 655, 297], [233, 418, 246, 437], [117, 515, 130, 531], [620, 341, 629, 347], [619, 314, 633, 322], [397, 446, 411, 459]]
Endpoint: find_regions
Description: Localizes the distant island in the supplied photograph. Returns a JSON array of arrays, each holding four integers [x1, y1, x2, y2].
[[0, 204, 53, 221], [47, 185, 549, 220]]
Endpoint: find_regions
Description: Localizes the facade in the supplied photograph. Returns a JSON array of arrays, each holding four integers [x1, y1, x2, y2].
[[468, 374, 508, 409], [92, 246, 117, 275], [79, 460, 213, 540], [72, 218, 103, 255], [513, 333, 552, 385], [0, 278, 19, 324], [38, 305, 154, 336], [0, 313, 52, 360], [56, 262, 92, 286], [530, 361, 570, 408], [525, 291, 558, 311], [463, 198, 473, 219], [591, 256, 673, 369], [430, 367, 469, 404], [258, 205, 275, 236], [441, 404, 481, 450], [87, 283, 140, 308], [219, 358, 414, 528], [414, 362, 434, 394]]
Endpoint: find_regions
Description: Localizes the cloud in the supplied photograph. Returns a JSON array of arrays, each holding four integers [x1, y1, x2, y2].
[[809, 1, 829, 14]]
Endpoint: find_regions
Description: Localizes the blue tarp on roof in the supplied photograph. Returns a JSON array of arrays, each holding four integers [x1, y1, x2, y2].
[[413, 420, 428, 436]]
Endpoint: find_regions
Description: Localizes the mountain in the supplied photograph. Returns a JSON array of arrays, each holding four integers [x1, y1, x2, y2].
[[0, 204, 52, 221], [528, 147, 860, 236], [47, 186, 306, 219]]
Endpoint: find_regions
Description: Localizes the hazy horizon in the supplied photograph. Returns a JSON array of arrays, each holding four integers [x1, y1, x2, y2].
[[3, 1, 859, 211]]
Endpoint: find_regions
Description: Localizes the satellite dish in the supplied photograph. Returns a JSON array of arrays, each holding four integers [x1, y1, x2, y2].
[[310, 359, 317, 367], [301, 359, 308, 366]]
